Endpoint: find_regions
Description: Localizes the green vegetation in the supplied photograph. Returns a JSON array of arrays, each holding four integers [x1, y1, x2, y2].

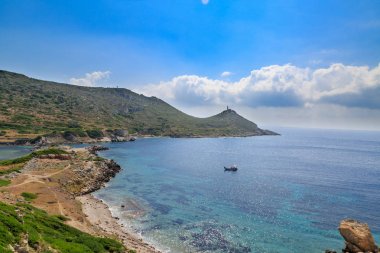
[[86, 130, 104, 139], [0, 70, 275, 138], [0, 166, 22, 175], [0, 201, 125, 252], [53, 214, 71, 222], [0, 179, 10, 187], [0, 148, 68, 166], [21, 192, 38, 201]]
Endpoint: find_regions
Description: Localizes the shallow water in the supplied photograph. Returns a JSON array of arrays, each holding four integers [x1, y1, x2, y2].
[[87, 128, 380, 252], [0, 146, 31, 160]]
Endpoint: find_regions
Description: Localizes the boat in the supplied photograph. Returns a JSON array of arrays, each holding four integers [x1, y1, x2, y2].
[[224, 165, 238, 171]]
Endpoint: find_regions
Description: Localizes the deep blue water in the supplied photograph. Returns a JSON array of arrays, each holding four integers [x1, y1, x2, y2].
[[94, 128, 380, 252], [2, 128, 376, 253]]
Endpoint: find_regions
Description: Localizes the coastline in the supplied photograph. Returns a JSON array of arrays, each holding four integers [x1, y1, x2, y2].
[[77, 194, 160, 253], [0, 145, 160, 252], [0, 129, 280, 146]]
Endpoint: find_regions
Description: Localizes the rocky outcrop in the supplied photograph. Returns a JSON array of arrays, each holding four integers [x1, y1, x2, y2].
[[86, 145, 109, 154], [62, 156, 122, 196], [77, 159, 121, 195], [339, 219, 379, 253]]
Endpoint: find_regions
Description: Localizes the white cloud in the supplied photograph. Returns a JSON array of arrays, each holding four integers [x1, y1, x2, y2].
[[221, 71, 232, 77], [138, 63, 380, 109], [70, 71, 111, 87], [201, 0, 209, 5]]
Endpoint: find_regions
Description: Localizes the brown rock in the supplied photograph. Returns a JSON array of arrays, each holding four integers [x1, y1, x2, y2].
[[339, 219, 378, 252]]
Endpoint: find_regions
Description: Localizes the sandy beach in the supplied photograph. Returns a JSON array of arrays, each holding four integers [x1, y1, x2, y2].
[[78, 194, 160, 253]]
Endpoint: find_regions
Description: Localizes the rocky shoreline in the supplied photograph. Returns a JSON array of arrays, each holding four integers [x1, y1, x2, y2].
[[0, 127, 279, 146], [0, 145, 160, 253]]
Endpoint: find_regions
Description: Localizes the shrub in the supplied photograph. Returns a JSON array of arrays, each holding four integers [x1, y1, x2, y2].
[[0, 179, 11, 187], [30, 136, 42, 144], [21, 192, 38, 201], [63, 131, 76, 141], [67, 121, 81, 128], [86, 130, 104, 139]]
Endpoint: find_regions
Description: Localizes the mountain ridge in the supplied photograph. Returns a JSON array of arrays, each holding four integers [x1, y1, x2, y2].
[[0, 70, 278, 143]]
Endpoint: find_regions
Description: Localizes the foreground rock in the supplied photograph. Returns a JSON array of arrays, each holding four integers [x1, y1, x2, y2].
[[339, 219, 379, 253]]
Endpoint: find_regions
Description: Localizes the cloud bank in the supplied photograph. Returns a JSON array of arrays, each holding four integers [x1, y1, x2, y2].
[[70, 71, 110, 87], [139, 63, 380, 109]]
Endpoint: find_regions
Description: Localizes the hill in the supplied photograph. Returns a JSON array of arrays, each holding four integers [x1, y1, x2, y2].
[[0, 70, 277, 143]]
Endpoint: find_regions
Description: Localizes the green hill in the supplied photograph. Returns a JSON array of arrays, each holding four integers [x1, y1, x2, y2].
[[0, 70, 277, 142]]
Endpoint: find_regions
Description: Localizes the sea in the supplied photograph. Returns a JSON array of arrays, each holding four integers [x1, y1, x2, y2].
[[1, 128, 379, 253], [93, 128, 380, 253]]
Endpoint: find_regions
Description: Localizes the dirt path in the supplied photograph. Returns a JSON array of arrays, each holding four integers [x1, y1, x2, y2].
[[7, 164, 71, 188]]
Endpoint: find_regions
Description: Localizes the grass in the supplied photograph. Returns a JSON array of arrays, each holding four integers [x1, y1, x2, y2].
[[53, 214, 71, 222], [21, 192, 38, 201], [0, 179, 10, 187], [0, 148, 68, 166], [0, 70, 269, 138], [0, 201, 125, 252], [0, 165, 22, 175]]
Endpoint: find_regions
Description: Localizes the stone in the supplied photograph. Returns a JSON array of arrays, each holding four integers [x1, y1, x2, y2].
[[339, 219, 378, 253]]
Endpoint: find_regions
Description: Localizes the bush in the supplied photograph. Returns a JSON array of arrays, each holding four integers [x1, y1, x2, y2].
[[67, 121, 81, 128], [30, 136, 42, 144], [21, 192, 38, 201], [86, 130, 104, 139], [0, 179, 11, 187], [0, 130, 6, 136], [63, 131, 76, 141]]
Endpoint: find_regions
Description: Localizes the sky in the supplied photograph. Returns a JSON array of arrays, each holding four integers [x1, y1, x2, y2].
[[1, 0, 380, 130]]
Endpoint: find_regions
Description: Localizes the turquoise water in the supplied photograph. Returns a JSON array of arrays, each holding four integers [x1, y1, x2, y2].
[[95, 128, 380, 252], [1, 131, 377, 252], [0, 146, 31, 160]]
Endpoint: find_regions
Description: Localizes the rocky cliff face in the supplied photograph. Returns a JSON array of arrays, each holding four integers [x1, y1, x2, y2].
[[60, 150, 122, 196]]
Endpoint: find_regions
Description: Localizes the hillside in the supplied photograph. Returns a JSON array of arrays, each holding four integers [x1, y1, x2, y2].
[[0, 70, 277, 142]]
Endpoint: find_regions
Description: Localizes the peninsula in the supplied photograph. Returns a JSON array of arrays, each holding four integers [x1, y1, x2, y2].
[[0, 70, 278, 145]]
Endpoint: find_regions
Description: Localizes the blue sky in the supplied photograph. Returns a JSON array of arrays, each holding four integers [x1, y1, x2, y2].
[[1, 0, 380, 129]]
